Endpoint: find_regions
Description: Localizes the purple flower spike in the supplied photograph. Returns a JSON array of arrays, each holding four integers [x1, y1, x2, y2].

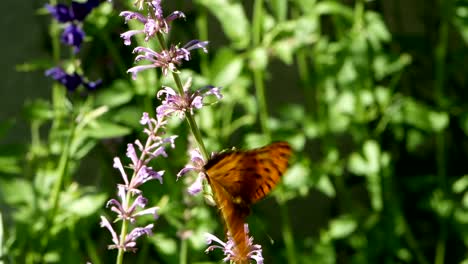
[[119, 1, 185, 45], [46, 0, 100, 23], [45, 0, 100, 52], [45, 67, 102, 92], [45, 67, 82, 91], [156, 78, 222, 120], [100, 215, 155, 252], [127, 40, 208, 78], [61, 24, 85, 53], [100, 216, 120, 248], [177, 148, 205, 179], [106, 186, 159, 223], [46, 4, 73, 23]]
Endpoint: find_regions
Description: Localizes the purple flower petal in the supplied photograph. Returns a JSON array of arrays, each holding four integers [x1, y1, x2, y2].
[[61, 24, 85, 53], [45, 4, 73, 23]]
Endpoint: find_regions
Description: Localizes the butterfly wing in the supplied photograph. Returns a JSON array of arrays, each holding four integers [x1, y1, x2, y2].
[[205, 141, 292, 206], [204, 141, 292, 262]]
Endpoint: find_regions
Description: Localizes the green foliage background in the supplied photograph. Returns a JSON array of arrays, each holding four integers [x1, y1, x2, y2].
[[1, 0, 468, 263]]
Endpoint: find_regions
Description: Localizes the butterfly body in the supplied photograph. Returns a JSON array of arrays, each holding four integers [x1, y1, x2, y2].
[[204, 141, 292, 263]]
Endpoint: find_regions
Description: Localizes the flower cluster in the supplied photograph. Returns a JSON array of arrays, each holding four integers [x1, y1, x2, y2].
[[177, 148, 207, 195], [205, 224, 264, 264], [112, 1, 257, 262], [100, 113, 176, 252], [44, 0, 102, 93], [45, 67, 102, 92], [119, 1, 208, 78], [45, 0, 100, 52], [120, 0, 185, 44], [156, 77, 222, 120]]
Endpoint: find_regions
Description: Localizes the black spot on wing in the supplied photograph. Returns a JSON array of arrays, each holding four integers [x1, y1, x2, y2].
[[204, 152, 232, 170], [270, 161, 282, 176], [279, 151, 290, 159]]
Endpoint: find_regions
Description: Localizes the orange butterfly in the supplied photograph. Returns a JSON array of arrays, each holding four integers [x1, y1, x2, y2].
[[204, 141, 292, 263]]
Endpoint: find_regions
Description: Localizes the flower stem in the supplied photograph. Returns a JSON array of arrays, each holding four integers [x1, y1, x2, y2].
[[154, 31, 209, 160], [251, 0, 270, 138], [116, 218, 129, 264], [179, 237, 187, 264], [40, 118, 76, 260], [279, 202, 297, 264], [434, 0, 450, 263], [253, 69, 270, 138], [171, 71, 210, 161]]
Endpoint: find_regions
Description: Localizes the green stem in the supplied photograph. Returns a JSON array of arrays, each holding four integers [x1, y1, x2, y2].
[[253, 69, 270, 138], [116, 218, 129, 264], [40, 118, 76, 261], [154, 31, 209, 159], [279, 202, 296, 264], [434, 1, 450, 263], [251, 0, 270, 137], [179, 237, 187, 264], [170, 72, 210, 160], [252, 0, 264, 47]]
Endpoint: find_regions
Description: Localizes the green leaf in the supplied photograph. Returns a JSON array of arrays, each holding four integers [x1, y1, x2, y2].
[[15, 58, 52, 72], [269, 0, 287, 21], [400, 98, 447, 132], [453, 175, 468, 194], [337, 59, 357, 85], [329, 215, 357, 239], [23, 99, 54, 122], [282, 162, 311, 196], [210, 49, 244, 87], [348, 140, 380, 175], [316, 174, 336, 197], [0, 179, 34, 206], [71, 136, 98, 160], [245, 134, 270, 149], [365, 11, 391, 50], [112, 106, 145, 129], [195, 0, 250, 48], [406, 129, 425, 152], [83, 121, 131, 139], [153, 233, 178, 254], [314, 1, 353, 19], [0, 156, 21, 174], [428, 111, 449, 132], [65, 193, 107, 218], [95, 80, 134, 108]]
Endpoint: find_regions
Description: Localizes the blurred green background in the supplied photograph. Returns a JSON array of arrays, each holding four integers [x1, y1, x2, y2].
[[1, 0, 468, 263]]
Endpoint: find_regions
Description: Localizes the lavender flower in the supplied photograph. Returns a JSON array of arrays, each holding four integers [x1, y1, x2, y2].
[[127, 40, 209, 78], [112, 113, 176, 194], [100, 216, 154, 252], [156, 77, 222, 120], [119, 0, 185, 45], [106, 185, 159, 223], [45, 0, 100, 52], [45, 67, 102, 92], [101, 112, 175, 253], [177, 148, 206, 195], [205, 224, 264, 264]]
